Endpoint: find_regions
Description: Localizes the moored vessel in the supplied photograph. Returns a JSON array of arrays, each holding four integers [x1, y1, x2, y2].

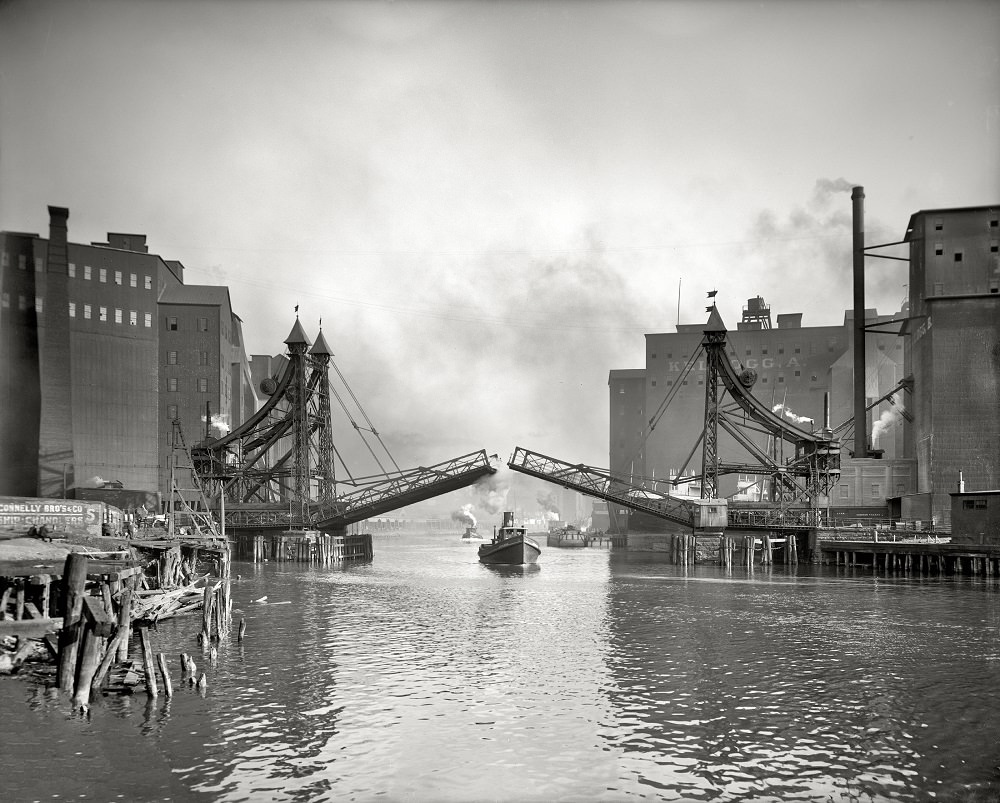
[[478, 512, 541, 565]]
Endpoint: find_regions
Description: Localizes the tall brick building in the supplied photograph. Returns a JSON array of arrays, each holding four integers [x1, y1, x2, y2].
[[903, 205, 1000, 524], [0, 206, 259, 502]]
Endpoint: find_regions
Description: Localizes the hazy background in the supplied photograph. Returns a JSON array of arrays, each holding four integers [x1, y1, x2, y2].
[[2, 0, 997, 522]]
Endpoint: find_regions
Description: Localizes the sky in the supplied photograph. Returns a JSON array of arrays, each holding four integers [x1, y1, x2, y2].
[[2, 0, 998, 522]]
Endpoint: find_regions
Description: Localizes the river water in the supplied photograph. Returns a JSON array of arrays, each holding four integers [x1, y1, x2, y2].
[[3, 532, 1000, 802]]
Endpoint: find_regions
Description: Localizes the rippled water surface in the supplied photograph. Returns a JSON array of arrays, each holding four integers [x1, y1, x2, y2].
[[3, 533, 1000, 802]]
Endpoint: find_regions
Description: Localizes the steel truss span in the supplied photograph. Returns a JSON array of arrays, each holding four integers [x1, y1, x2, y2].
[[508, 447, 695, 528], [191, 319, 497, 532], [510, 307, 842, 533]]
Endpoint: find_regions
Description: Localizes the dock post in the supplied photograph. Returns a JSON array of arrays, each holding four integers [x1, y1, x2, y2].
[[57, 553, 89, 694]]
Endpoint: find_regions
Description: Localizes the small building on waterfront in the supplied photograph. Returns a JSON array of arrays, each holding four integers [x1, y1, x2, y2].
[[950, 489, 1000, 545]]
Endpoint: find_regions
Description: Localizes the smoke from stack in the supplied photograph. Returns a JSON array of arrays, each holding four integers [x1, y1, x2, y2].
[[871, 407, 906, 443], [771, 403, 813, 426], [451, 503, 476, 528]]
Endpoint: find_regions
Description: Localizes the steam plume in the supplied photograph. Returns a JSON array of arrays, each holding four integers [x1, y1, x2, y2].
[[451, 503, 476, 528], [771, 403, 813, 426]]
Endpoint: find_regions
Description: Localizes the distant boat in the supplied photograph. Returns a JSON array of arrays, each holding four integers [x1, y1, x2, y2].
[[546, 526, 587, 548], [478, 512, 541, 565], [461, 526, 483, 542]]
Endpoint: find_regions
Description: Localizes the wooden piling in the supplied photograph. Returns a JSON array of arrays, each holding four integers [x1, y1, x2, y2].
[[238, 617, 246, 642], [57, 553, 89, 694], [156, 653, 173, 697], [138, 626, 158, 698]]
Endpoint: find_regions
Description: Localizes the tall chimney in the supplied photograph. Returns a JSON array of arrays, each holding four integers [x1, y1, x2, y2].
[[958, 471, 965, 493], [852, 186, 866, 459], [37, 206, 75, 496]]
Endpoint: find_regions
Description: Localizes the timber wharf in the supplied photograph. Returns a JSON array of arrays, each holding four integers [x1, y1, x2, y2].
[[1, 534, 234, 708], [630, 529, 1000, 580]]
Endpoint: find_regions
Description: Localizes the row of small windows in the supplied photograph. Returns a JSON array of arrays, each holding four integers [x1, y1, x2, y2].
[[67, 301, 150, 326], [165, 316, 210, 332], [167, 350, 210, 366], [934, 244, 1000, 257], [653, 370, 815, 388], [934, 219, 999, 231], [2, 253, 155, 290], [166, 378, 210, 393], [653, 346, 808, 359]]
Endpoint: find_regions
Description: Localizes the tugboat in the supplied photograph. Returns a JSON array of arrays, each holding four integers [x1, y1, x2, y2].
[[460, 526, 483, 542], [478, 512, 541, 565]]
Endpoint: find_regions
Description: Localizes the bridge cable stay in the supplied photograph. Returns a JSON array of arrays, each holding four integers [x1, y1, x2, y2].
[[329, 357, 404, 476], [615, 347, 704, 492], [325, 377, 393, 480]]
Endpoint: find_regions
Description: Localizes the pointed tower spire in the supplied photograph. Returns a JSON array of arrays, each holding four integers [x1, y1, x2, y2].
[[284, 316, 312, 348]]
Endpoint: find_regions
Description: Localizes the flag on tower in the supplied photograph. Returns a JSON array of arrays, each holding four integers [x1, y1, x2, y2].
[[707, 290, 718, 298]]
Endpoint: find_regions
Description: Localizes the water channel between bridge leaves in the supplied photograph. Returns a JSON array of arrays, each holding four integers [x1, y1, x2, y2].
[[3, 532, 1000, 802]]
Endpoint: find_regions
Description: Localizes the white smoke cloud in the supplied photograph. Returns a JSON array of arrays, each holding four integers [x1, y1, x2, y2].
[[871, 407, 905, 443], [451, 503, 476, 528], [473, 473, 510, 515], [771, 403, 814, 426], [201, 413, 231, 436], [537, 490, 560, 516]]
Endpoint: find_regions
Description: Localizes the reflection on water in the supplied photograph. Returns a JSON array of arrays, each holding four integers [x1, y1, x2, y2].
[[2, 534, 999, 802]]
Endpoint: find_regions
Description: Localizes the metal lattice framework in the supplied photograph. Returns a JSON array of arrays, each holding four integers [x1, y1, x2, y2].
[[508, 447, 695, 528], [191, 319, 497, 532], [509, 305, 842, 532]]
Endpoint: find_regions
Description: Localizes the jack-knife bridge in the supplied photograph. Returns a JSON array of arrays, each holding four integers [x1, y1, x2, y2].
[[509, 303, 845, 534], [190, 317, 496, 535]]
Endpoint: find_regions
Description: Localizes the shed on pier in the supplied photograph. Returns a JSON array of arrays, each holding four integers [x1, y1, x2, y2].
[[950, 489, 1000, 545]]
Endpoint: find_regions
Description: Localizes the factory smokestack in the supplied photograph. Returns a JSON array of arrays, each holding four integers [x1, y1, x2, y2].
[[852, 186, 866, 459], [958, 471, 965, 493]]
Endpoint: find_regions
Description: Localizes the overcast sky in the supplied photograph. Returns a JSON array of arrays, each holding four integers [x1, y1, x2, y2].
[[2, 0, 998, 521]]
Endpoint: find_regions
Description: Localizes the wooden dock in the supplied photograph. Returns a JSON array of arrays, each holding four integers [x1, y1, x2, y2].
[[233, 530, 373, 564], [820, 539, 1000, 576]]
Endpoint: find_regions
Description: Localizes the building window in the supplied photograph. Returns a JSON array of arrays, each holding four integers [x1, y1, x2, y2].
[[168, 378, 178, 392], [114, 270, 122, 285], [144, 312, 152, 327], [35, 257, 43, 272], [0, 252, 7, 268], [745, 348, 752, 356], [935, 243, 943, 256], [84, 304, 92, 320], [934, 219, 942, 231], [682, 379, 688, 385], [114, 308, 122, 324], [667, 353, 672, 359], [199, 351, 209, 366], [35, 297, 44, 314], [991, 242, 998, 253], [167, 316, 178, 331], [144, 275, 152, 290], [68, 262, 76, 278], [989, 279, 999, 294], [794, 370, 800, 377], [18, 254, 27, 270], [99, 306, 107, 322], [761, 377, 768, 384], [651, 353, 656, 359], [167, 404, 178, 420], [197, 317, 209, 332], [167, 351, 178, 365], [18, 295, 27, 311], [812, 374, 818, 381], [69, 302, 76, 317], [130, 273, 137, 288], [197, 378, 208, 393], [871, 483, 881, 497], [618, 387, 625, 395], [990, 219, 998, 228], [778, 346, 784, 354], [84, 265, 92, 280], [839, 485, 849, 499], [1, 292, 8, 308], [954, 252, 963, 263], [651, 380, 657, 387], [99, 268, 107, 283], [794, 347, 800, 354], [129, 310, 137, 326], [762, 347, 768, 355], [933, 282, 944, 296], [666, 380, 673, 386], [777, 375, 784, 383]]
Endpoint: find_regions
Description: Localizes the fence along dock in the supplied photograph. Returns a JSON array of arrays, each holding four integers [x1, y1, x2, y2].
[[235, 529, 373, 563]]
